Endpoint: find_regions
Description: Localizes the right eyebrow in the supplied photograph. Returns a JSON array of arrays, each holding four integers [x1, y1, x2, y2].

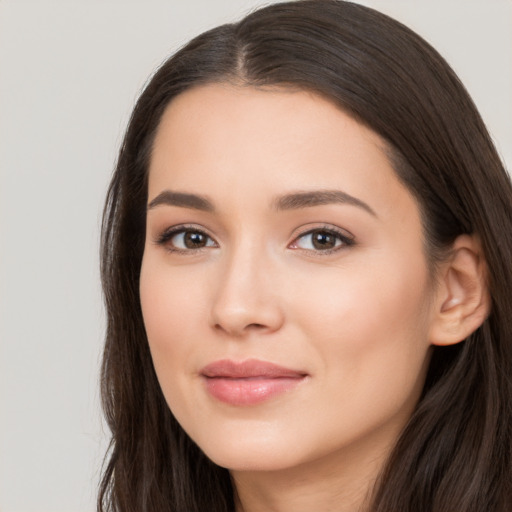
[[147, 190, 215, 212]]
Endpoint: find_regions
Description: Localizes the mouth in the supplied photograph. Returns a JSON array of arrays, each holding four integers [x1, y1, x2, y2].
[[200, 359, 308, 406]]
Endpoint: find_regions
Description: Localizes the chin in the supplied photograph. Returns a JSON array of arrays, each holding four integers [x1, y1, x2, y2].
[[191, 426, 306, 473], [207, 448, 300, 473]]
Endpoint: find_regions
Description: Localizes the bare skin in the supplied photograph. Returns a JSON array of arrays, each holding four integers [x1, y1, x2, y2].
[[139, 84, 489, 512]]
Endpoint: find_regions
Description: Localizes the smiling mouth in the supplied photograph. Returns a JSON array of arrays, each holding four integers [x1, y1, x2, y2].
[[200, 359, 308, 406]]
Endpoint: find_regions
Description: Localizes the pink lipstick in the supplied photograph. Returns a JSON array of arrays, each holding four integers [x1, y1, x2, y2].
[[201, 359, 307, 406]]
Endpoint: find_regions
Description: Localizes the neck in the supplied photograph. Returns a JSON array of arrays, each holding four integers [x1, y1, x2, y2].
[[231, 439, 390, 512]]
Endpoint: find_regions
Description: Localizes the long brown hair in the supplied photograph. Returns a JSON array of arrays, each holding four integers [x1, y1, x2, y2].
[[99, 1, 512, 510]]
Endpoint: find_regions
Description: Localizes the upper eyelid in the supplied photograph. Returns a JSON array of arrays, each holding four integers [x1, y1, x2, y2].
[[153, 223, 355, 247], [288, 226, 356, 255], [290, 224, 355, 242], [154, 224, 217, 244]]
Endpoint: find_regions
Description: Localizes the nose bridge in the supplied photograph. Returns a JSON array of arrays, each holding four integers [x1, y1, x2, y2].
[[211, 235, 283, 336]]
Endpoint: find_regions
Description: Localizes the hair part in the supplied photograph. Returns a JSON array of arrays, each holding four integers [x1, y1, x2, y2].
[[99, 1, 512, 510]]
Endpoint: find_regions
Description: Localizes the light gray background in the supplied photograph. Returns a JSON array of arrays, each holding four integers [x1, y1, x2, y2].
[[1, 1, 510, 511]]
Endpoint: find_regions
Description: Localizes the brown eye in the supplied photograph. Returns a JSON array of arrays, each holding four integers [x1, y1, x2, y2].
[[291, 228, 353, 252], [310, 230, 338, 250], [183, 231, 209, 248], [157, 228, 217, 251]]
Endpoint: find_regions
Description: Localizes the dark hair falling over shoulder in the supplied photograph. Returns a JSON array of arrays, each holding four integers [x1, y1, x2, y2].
[[99, 1, 512, 510]]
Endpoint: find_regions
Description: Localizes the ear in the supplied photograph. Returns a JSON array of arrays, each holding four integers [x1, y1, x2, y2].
[[429, 235, 490, 346]]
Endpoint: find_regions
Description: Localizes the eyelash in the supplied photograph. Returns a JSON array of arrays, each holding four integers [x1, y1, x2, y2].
[[154, 224, 355, 255], [290, 226, 355, 255], [155, 225, 217, 254]]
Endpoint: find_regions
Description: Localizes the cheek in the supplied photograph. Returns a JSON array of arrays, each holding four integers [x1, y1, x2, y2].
[[300, 268, 428, 333], [289, 263, 433, 448], [139, 256, 209, 387], [140, 247, 214, 331], [292, 251, 433, 391], [139, 258, 216, 434]]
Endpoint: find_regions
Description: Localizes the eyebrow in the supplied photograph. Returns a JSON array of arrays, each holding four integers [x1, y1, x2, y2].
[[273, 190, 376, 217], [147, 190, 214, 212], [147, 188, 376, 217]]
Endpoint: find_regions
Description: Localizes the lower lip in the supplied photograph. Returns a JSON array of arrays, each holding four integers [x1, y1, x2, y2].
[[203, 376, 305, 406]]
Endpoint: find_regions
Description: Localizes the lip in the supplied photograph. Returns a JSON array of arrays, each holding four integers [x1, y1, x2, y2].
[[200, 359, 308, 406]]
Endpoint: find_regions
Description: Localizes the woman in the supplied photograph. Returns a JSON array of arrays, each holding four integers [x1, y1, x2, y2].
[[99, 1, 512, 511]]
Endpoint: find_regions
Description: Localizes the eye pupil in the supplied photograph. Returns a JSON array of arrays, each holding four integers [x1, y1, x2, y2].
[[312, 231, 336, 250], [184, 231, 206, 248]]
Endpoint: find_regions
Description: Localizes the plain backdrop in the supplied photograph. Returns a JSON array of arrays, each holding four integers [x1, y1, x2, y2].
[[0, 1, 510, 511]]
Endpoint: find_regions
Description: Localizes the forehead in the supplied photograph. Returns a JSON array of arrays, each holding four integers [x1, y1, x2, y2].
[[148, 83, 417, 223], [151, 83, 383, 157]]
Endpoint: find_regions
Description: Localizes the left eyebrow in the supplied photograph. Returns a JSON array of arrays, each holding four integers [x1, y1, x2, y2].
[[273, 189, 377, 217]]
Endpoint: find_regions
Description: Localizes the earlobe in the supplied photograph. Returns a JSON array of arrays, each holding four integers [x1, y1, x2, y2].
[[429, 235, 490, 346]]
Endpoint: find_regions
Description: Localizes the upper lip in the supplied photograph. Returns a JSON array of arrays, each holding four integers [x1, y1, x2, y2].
[[200, 359, 307, 379]]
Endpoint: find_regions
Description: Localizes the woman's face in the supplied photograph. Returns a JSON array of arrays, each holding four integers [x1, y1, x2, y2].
[[140, 84, 438, 473]]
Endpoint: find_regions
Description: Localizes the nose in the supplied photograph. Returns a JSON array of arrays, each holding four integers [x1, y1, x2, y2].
[[210, 245, 285, 337]]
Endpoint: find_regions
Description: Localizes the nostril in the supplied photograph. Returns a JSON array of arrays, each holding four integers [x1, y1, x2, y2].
[[211, 300, 285, 336], [213, 322, 267, 334]]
